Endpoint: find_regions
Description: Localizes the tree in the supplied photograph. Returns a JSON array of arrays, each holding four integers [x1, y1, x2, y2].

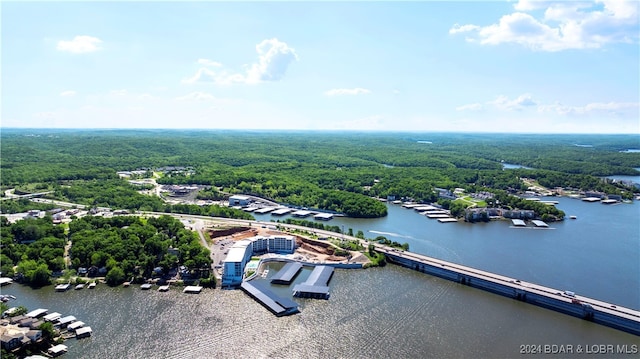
[[106, 266, 126, 286]]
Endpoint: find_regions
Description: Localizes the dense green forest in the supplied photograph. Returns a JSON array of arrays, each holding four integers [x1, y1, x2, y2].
[[0, 214, 212, 287], [1, 130, 638, 218]]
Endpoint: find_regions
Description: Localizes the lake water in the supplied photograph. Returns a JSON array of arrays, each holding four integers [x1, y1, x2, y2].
[[2, 198, 639, 358]]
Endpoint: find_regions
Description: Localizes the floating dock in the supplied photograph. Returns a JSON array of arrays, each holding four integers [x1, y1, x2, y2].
[[291, 210, 313, 218], [532, 220, 549, 228], [240, 281, 299, 317], [292, 265, 333, 299], [438, 218, 458, 223], [255, 207, 277, 214], [26, 308, 48, 318], [67, 321, 85, 331], [271, 208, 293, 216], [43, 312, 62, 322], [76, 326, 92, 339], [55, 283, 70, 292], [314, 213, 333, 221], [377, 245, 640, 336], [183, 285, 203, 294], [426, 213, 451, 219], [48, 344, 68, 357], [57, 315, 76, 328], [270, 262, 303, 285], [511, 219, 526, 227]]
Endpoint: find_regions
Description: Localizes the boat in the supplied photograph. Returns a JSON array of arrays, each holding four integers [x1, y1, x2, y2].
[[140, 283, 153, 290], [158, 285, 170, 292], [88, 282, 97, 289], [570, 215, 577, 219], [123, 282, 131, 287], [0, 277, 13, 286], [75, 283, 85, 290]]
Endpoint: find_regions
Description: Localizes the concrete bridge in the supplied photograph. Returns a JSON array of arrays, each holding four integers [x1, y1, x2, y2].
[[373, 245, 640, 336]]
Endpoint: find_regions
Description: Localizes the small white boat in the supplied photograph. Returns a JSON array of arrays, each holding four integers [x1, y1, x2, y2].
[[570, 215, 577, 219], [75, 284, 85, 290], [88, 282, 97, 289]]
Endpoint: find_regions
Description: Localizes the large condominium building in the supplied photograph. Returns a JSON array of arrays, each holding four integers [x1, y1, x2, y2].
[[222, 235, 296, 288]]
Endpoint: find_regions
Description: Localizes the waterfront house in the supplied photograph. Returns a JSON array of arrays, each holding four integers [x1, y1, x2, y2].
[[1, 333, 23, 350]]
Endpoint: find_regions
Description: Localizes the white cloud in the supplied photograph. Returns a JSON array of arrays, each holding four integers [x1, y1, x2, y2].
[[197, 59, 223, 67], [324, 88, 371, 96], [59, 90, 77, 97], [456, 103, 483, 111], [184, 38, 298, 85], [33, 112, 55, 119], [110, 89, 128, 96], [450, 0, 639, 51], [246, 38, 299, 84], [539, 101, 639, 115], [56, 36, 103, 53], [175, 92, 218, 101], [487, 94, 538, 111]]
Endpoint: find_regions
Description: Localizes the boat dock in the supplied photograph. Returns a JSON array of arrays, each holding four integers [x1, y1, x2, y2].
[[54, 283, 70, 292], [26, 308, 48, 318], [291, 210, 313, 218], [255, 207, 277, 214], [271, 208, 293, 216], [240, 281, 299, 317], [292, 265, 333, 299], [438, 218, 458, 223], [183, 285, 203, 294], [314, 213, 334, 221], [270, 262, 303, 285], [375, 245, 640, 335], [532, 220, 549, 228], [511, 219, 526, 227], [43, 312, 62, 322]]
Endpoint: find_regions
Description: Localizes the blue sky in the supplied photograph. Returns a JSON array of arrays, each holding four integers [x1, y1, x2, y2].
[[2, 1, 639, 133]]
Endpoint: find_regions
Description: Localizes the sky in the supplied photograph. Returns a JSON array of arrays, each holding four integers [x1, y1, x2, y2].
[[2, 0, 639, 133]]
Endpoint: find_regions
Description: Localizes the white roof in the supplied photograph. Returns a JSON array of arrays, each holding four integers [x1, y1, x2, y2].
[[225, 245, 250, 263], [26, 308, 48, 318], [229, 195, 250, 200]]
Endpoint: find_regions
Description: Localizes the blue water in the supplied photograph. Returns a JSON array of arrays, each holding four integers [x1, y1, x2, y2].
[[255, 198, 640, 309]]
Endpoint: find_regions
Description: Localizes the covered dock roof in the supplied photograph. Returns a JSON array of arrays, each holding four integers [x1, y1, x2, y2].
[[270, 262, 303, 285], [511, 219, 526, 227], [240, 281, 299, 317], [26, 309, 48, 318], [314, 213, 333, 220], [271, 208, 293, 216], [305, 266, 334, 287], [292, 266, 334, 299]]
